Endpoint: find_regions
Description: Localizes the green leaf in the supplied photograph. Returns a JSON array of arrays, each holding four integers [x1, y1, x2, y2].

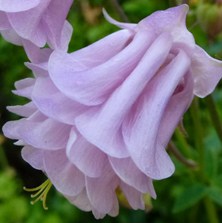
[[207, 186, 222, 206], [173, 183, 207, 213]]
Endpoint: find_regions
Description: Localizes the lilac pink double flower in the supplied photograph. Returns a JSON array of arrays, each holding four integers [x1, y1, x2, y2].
[[3, 4, 222, 218]]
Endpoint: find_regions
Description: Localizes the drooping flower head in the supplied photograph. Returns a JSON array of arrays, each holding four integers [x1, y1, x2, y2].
[[0, 0, 73, 48], [3, 4, 222, 218]]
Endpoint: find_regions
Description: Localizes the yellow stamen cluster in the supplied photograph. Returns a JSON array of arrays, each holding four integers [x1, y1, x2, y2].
[[23, 179, 52, 210]]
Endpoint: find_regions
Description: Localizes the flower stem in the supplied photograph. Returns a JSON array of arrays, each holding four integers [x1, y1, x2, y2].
[[190, 97, 205, 173], [109, 0, 129, 22], [168, 141, 197, 169], [205, 94, 222, 143], [0, 135, 9, 169], [204, 197, 219, 223]]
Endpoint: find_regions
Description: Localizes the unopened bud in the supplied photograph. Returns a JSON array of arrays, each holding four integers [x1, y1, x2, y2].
[[196, 3, 222, 38]]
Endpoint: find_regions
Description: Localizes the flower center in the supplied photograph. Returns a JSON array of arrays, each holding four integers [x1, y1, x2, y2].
[[23, 179, 52, 210]]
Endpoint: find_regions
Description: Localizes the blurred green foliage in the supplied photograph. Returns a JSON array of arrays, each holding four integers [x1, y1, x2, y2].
[[1, 0, 222, 222]]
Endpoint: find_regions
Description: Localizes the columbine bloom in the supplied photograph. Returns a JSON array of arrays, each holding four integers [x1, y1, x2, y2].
[[3, 4, 222, 218], [0, 0, 73, 48]]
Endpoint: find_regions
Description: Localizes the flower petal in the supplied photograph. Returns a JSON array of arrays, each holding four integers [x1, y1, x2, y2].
[[66, 189, 92, 212], [76, 32, 172, 158], [44, 149, 85, 196], [7, 102, 36, 117], [120, 182, 145, 210], [0, 0, 40, 12], [158, 72, 194, 147], [41, 0, 73, 49], [32, 77, 86, 124], [3, 116, 71, 150], [7, 0, 51, 46], [85, 165, 119, 217], [109, 157, 155, 195], [102, 8, 136, 30], [139, 4, 195, 48], [0, 12, 10, 29], [192, 46, 222, 97], [21, 146, 44, 170], [66, 129, 108, 177], [122, 50, 190, 179], [12, 78, 35, 99], [49, 29, 154, 105]]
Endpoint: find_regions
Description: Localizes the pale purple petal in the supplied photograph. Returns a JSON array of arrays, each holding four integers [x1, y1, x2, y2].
[[32, 77, 86, 124], [66, 189, 92, 212], [13, 78, 35, 98], [102, 8, 136, 30], [86, 165, 119, 216], [44, 149, 85, 196], [3, 116, 71, 150], [109, 156, 155, 195], [192, 46, 222, 97], [42, 0, 73, 49], [0, 0, 40, 12], [7, 0, 51, 46], [3, 119, 26, 140], [1, 29, 22, 45], [22, 40, 52, 63], [75, 32, 172, 158], [158, 72, 194, 147], [49, 29, 150, 105], [0, 12, 10, 29], [21, 146, 44, 170], [7, 102, 36, 117], [66, 129, 108, 177], [120, 182, 145, 210], [123, 50, 190, 179], [19, 118, 71, 150], [139, 4, 195, 48]]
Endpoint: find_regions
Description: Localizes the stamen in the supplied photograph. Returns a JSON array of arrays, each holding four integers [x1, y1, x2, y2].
[[23, 179, 52, 210]]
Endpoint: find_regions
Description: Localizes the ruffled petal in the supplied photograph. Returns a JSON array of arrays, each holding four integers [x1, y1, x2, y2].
[[192, 46, 222, 97], [21, 146, 44, 170], [1, 29, 22, 45], [23, 40, 52, 63], [49, 29, 152, 105], [139, 4, 195, 48], [12, 78, 35, 99], [44, 149, 85, 196], [102, 8, 136, 30], [42, 0, 73, 49], [120, 182, 145, 210], [85, 165, 119, 218], [109, 157, 155, 195], [7, 0, 51, 46], [7, 102, 36, 117], [3, 116, 71, 150], [0, 0, 40, 12], [123, 50, 191, 179], [58, 21, 73, 51], [158, 72, 194, 147], [32, 77, 86, 124], [0, 12, 10, 29], [66, 189, 92, 212], [66, 129, 107, 177], [75, 32, 172, 158]]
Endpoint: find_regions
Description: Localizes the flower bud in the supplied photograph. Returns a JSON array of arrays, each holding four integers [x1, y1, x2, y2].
[[196, 3, 222, 38]]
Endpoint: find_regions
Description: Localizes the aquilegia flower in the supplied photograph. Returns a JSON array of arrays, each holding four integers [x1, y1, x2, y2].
[[3, 4, 222, 218], [0, 0, 73, 48]]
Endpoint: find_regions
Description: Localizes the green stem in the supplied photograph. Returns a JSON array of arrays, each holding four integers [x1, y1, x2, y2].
[[168, 141, 197, 169], [190, 97, 205, 174], [109, 0, 129, 22], [204, 197, 219, 223], [0, 146, 9, 169], [205, 95, 222, 143]]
